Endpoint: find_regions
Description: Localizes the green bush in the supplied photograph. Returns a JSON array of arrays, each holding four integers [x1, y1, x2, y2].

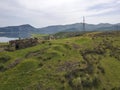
[[92, 76, 101, 88], [72, 77, 83, 89], [111, 87, 120, 90], [0, 55, 11, 63], [0, 63, 5, 71], [82, 77, 93, 88]]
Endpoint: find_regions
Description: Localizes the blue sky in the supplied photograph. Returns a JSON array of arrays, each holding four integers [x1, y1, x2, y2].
[[0, 0, 120, 27]]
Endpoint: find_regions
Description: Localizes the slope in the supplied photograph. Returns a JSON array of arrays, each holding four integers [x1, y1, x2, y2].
[[0, 31, 120, 90]]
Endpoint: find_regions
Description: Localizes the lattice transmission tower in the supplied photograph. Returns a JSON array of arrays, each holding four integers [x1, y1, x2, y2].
[[83, 16, 86, 32]]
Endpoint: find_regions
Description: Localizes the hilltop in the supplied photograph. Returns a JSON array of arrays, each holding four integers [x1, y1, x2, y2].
[[0, 31, 120, 90]]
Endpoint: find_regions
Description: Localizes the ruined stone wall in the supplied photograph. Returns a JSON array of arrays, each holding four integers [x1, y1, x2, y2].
[[9, 38, 38, 50]]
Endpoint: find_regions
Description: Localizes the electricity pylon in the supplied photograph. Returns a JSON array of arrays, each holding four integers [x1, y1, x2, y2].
[[83, 16, 85, 32]]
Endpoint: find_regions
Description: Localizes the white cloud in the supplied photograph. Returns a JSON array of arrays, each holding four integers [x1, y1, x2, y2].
[[0, 0, 119, 27]]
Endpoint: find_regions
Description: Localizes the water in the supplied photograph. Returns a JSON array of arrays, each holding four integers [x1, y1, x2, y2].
[[0, 37, 18, 42]]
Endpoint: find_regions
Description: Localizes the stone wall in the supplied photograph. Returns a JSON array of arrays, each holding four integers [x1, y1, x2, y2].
[[9, 38, 38, 50]]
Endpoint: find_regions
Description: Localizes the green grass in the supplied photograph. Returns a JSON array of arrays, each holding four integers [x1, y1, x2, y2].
[[0, 31, 120, 90], [0, 43, 8, 45], [32, 34, 48, 38], [100, 57, 120, 87]]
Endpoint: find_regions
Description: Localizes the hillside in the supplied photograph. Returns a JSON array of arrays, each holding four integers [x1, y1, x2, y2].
[[0, 24, 37, 38], [0, 31, 120, 90], [0, 23, 120, 38]]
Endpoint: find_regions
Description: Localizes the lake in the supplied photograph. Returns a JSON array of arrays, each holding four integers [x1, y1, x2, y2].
[[0, 37, 18, 42]]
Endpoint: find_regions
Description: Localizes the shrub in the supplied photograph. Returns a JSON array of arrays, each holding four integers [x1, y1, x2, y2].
[[0, 63, 5, 71], [0, 55, 11, 63], [72, 77, 82, 89], [97, 66, 105, 74], [111, 87, 120, 90], [39, 62, 43, 67], [92, 76, 101, 88], [49, 43, 52, 46], [86, 64, 94, 74], [82, 77, 93, 88]]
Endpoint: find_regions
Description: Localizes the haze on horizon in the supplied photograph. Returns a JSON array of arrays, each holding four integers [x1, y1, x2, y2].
[[0, 0, 120, 28]]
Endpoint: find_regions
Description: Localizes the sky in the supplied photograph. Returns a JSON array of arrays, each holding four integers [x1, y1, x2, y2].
[[0, 0, 120, 28]]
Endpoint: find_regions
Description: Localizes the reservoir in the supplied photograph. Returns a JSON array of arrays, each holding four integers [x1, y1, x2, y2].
[[0, 37, 18, 42]]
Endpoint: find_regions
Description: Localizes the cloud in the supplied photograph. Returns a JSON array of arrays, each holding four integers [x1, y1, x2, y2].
[[0, 0, 119, 27]]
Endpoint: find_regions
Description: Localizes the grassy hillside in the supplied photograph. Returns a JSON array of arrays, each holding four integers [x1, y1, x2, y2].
[[0, 31, 120, 90], [32, 34, 48, 38]]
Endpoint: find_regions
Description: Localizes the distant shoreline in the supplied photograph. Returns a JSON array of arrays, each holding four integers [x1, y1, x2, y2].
[[0, 37, 18, 42]]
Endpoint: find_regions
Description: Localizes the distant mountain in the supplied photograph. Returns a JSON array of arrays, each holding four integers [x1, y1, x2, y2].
[[37, 23, 120, 34], [96, 23, 112, 27], [0, 23, 120, 38], [37, 25, 65, 34], [0, 24, 37, 38]]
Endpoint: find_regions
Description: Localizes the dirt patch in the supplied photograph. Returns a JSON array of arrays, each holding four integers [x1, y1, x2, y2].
[[6, 58, 23, 69]]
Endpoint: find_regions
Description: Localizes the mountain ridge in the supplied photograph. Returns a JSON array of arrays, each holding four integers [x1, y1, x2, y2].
[[0, 23, 120, 38]]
